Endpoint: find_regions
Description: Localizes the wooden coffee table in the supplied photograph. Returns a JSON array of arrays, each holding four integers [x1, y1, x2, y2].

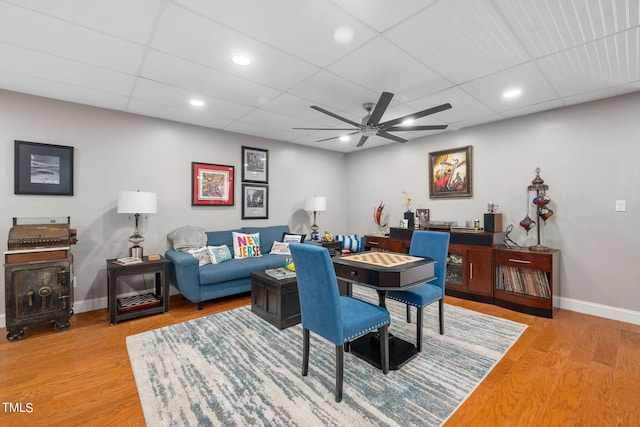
[[250, 270, 301, 329]]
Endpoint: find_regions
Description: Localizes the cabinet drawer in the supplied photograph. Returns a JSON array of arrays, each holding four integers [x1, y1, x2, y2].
[[494, 250, 552, 270], [365, 235, 389, 250]]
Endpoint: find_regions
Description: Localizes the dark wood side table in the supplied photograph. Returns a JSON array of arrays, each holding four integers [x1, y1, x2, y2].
[[106, 256, 170, 325], [250, 270, 300, 329]]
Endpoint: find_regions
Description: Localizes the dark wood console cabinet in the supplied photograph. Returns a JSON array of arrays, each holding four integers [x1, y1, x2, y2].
[[494, 247, 560, 318]]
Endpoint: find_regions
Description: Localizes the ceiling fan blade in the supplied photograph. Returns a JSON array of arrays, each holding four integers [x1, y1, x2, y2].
[[316, 130, 361, 142], [380, 102, 452, 128], [293, 127, 360, 130], [367, 92, 394, 125], [356, 135, 369, 147], [385, 125, 448, 132], [377, 132, 407, 143], [310, 106, 361, 128]]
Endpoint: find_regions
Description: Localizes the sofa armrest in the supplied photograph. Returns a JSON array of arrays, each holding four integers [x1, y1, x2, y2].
[[165, 249, 201, 303]]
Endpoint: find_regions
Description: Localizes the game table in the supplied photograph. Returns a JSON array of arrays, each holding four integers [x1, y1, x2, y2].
[[332, 252, 436, 370]]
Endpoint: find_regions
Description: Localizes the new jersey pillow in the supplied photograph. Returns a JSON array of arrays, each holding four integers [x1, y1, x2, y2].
[[232, 232, 261, 259], [208, 245, 232, 264]]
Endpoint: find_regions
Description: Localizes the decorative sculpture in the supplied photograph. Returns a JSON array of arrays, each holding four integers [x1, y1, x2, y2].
[[373, 201, 389, 235]]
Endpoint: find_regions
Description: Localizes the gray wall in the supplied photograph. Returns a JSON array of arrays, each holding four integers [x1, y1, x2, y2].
[[344, 91, 640, 322], [1, 89, 639, 325], [1, 90, 347, 319]]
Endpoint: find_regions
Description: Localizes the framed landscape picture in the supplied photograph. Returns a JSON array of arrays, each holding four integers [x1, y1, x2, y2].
[[192, 162, 234, 206], [428, 145, 473, 199], [14, 140, 74, 196], [241, 146, 268, 183], [242, 183, 268, 219]]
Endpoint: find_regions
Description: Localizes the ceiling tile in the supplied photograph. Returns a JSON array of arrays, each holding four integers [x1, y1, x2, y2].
[[5, 0, 162, 44], [331, 0, 439, 32], [174, 0, 377, 67], [459, 62, 558, 112], [130, 78, 254, 120], [140, 51, 281, 107], [326, 37, 452, 101], [0, 2, 145, 74], [127, 98, 235, 129], [0, 69, 129, 110], [385, 0, 530, 84], [151, 3, 319, 90], [0, 42, 135, 96]]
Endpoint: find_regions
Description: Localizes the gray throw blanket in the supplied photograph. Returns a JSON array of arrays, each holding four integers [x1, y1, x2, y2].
[[167, 226, 207, 251]]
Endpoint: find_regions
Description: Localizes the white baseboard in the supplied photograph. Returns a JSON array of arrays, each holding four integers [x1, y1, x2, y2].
[[3, 294, 639, 329], [559, 297, 640, 325]]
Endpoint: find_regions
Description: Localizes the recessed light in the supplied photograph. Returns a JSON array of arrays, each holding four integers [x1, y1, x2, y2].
[[333, 26, 355, 44], [189, 99, 205, 107], [232, 55, 251, 66], [502, 88, 522, 100], [339, 135, 350, 142], [401, 118, 415, 126]]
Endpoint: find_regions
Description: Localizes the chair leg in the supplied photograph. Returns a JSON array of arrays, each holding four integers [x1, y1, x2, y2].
[[406, 304, 411, 323], [302, 328, 310, 377], [379, 324, 389, 374], [439, 298, 444, 335], [416, 307, 423, 352], [335, 345, 344, 402]]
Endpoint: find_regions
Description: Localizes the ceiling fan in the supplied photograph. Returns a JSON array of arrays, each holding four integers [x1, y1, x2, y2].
[[293, 92, 452, 147]]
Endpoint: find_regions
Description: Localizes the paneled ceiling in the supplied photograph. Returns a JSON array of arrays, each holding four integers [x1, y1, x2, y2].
[[1, 0, 639, 153]]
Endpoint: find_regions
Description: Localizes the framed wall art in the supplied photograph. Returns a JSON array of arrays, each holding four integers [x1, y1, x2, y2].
[[192, 162, 234, 206], [242, 183, 268, 219], [241, 146, 268, 183], [428, 145, 473, 199], [14, 140, 74, 196]]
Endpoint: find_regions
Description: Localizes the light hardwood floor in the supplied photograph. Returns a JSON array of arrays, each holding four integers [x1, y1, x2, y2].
[[1, 294, 638, 426]]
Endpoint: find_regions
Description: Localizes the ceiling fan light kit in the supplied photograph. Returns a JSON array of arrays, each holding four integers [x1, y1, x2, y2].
[[293, 91, 451, 147]]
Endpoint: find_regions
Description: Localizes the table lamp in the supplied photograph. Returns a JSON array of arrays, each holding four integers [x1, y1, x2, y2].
[[305, 195, 326, 241], [117, 190, 157, 258]]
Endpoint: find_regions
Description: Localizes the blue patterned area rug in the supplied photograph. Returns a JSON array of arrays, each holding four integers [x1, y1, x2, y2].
[[126, 287, 526, 426]]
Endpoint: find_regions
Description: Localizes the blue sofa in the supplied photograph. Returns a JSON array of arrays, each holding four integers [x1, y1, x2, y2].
[[165, 225, 293, 309]]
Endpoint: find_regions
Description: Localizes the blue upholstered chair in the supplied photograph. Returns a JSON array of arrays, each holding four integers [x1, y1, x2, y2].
[[386, 230, 450, 352], [289, 243, 390, 402]]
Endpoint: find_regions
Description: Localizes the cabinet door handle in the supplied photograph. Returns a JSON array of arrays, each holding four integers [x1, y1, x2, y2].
[[469, 263, 473, 280], [508, 258, 531, 264], [369, 241, 379, 245]]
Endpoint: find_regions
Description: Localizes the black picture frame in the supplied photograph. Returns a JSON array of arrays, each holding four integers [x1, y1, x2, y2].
[[14, 140, 74, 196], [242, 183, 269, 219], [241, 146, 268, 183]]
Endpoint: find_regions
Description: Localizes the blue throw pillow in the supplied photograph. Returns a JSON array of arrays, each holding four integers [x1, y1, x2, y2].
[[336, 234, 360, 252]]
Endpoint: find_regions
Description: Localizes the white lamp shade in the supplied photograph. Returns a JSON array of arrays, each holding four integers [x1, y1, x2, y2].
[[305, 196, 326, 212], [117, 191, 157, 214]]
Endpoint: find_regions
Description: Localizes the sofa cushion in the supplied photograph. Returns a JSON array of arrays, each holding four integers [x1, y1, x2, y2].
[[269, 241, 291, 255], [232, 232, 261, 258], [208, 245, 232, 264], [186, 247, 211, 266], [243, 225, 290, 254], [199, 257, 268, 284], [206, 229, 242, 248]]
